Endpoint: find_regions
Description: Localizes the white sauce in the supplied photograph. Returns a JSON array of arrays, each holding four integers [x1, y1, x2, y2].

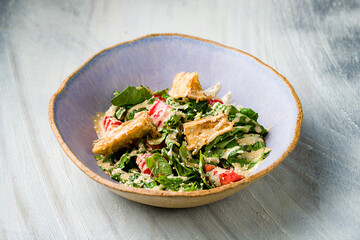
[[208, 167, 229, 187], [92, 112, 105, 138], [234, 162, 258, 177], [105, 105, 119, 117], [235, 125, 251, 133], [240, 148, 265, 162], [232, 113, 243, 122], [205, 83, 221, 97], [203, 156, 220, 164], [255, 125, 262, 133], [222, 146, 242, 159], [126, 100, 151, 118], [97, 160, 113, 171], [237, 134, 263, 146], [221, 91, 232, 105]]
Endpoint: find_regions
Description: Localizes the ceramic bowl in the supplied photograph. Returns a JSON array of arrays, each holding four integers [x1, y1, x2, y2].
[[49, 33, 302, 208]]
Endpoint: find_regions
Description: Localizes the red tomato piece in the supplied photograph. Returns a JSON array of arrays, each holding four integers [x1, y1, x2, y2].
[[219, 171, 245, 185], [205, 164, 245, 186], [207, 97, 224, 105], [136, 153, 153, 175], [149, 99, 172, 127], [205, 164, 216, 173], [103, 116, 122, 132]]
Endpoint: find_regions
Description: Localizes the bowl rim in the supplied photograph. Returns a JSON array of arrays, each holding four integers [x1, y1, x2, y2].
[[48, 33, 303, 197]]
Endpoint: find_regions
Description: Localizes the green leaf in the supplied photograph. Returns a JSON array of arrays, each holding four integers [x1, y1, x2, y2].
[[111, 86, 153, 106], [126, 107, 147, 121], [179, 142, 191, 162], [115, 107, 126, 120], [243, 141, 265, 152], [145, 153, 173, 177], [240, 108, 258, 121], [154, 175, 202, 191], [179, 99, 210, 121], [153, 89, 168, 96], [164, 112, 181, 129], [199, 151, 212, 189], [147, 132, 167, 145], [117, 153, 131, 169]]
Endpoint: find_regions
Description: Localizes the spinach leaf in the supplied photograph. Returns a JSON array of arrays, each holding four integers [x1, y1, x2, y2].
[[145, 153, 173, 177], [126, 107, 147, 120], [173, 160, 196, 176], [147, 132, 167, 145], [153, 89, 168, 96], [164, 112, 181, 129], [243, 141, 265, 152], [111, 171, 158, 189], [199, 152, 212, 189], [117, 153, 131, 169], [180, 99, 210, 121], [111, 86, 152, 106], [240, 108, 258, 121], [154, 175, 202, 191]]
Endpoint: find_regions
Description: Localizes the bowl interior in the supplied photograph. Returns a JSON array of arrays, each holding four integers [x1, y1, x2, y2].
[[52, 35, 299, 185]]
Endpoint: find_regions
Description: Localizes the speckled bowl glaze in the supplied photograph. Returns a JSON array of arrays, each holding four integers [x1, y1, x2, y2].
[[49, 33, 302, 208]]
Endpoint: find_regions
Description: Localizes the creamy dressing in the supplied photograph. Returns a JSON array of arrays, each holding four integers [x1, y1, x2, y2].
[[203, 156, 220, 164], [194, 112, 203, 119], [97, 159, 113, 171], [208, 167, 229, 187], [233, 162, 260, 177], [92, 112, 105, 138], [221, 92, 232, 105], [233, 113, 263, 133], [240, 148, 265, 162], [105, 105, 119, 117], [205, 83, 221, 97], [236, 134, 264, 146], [183, 161, 198, 168], [254, 125, 262, 133], [126, 100, 152, 118], [167, 176, 188, 181], [221, 146, 242, 159], [235, 125, 251, 133], [133, 174, 152, 184], [208, 170, 221, 187], [166, 131, 180, 146]]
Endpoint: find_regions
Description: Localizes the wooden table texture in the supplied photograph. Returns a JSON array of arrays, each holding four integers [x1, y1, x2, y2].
[[1, 0, 359, 239]]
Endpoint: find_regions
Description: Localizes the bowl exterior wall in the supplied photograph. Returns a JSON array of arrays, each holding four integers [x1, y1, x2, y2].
[[108, 182, 251, 208]]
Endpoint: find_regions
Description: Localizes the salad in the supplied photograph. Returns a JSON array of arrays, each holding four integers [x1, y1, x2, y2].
[[92, 72, 270, 191]]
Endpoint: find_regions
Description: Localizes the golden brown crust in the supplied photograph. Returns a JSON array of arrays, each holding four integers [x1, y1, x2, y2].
[[92, 111, 157, 155], [183, 114, 235, 154], [168, 72, 208, 101]]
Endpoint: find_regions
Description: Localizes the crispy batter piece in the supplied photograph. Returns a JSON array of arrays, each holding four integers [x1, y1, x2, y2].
[[168, 72, 208, 101], [92, 111, 158, 155], [183, 114, 235, 154]]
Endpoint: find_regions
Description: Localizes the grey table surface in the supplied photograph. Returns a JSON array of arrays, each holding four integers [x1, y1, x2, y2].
[[1, 0, 359, 239]]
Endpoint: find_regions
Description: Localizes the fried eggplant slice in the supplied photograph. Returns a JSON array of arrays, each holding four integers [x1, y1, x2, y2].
[[92, 111, 158, 155], [183, 114, 234, 154], [168, 72, 208, 101]]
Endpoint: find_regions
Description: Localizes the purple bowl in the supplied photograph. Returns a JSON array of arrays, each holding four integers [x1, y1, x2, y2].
[[49, 33, 302, 208]]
